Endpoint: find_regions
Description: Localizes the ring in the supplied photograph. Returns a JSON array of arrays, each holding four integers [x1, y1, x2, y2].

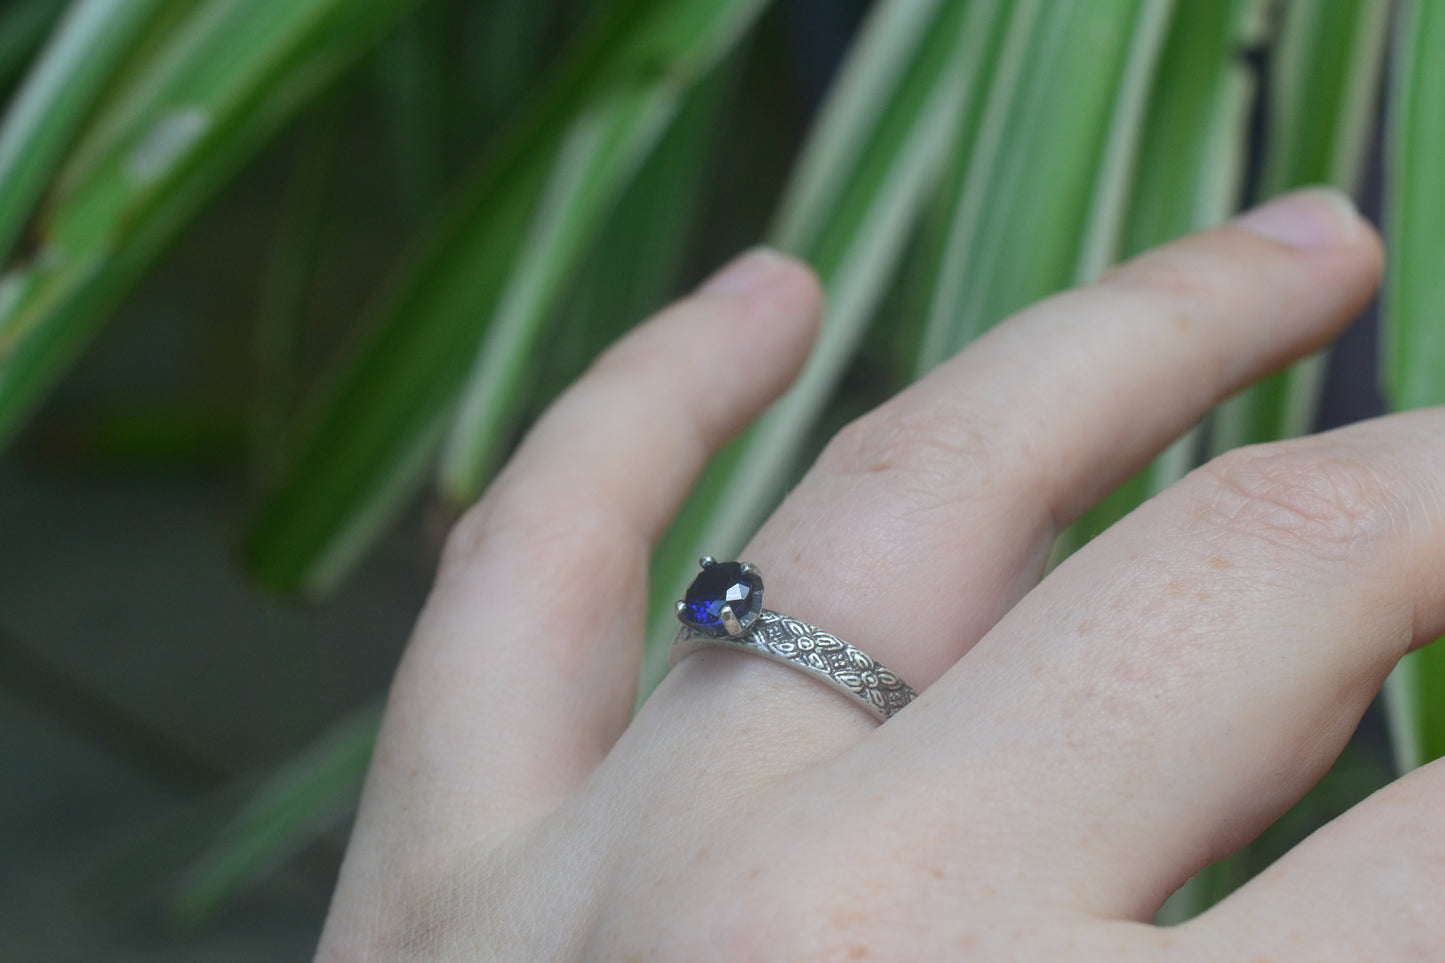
[[670, 557, 918, 722]]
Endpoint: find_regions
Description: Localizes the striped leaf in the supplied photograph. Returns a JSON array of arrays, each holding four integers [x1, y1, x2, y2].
[[1062, 0, 1262, 554], [247, 0, 772, 595], [0, 0, 67, 95], [435, 84, 686, 503], [0, 0, 167, 266], [1381, 0, 1445, 773], [171, 704, 379, 925], [913, 0, 1175, 374], [0, 0, 428, 448], [1211, 0, 1392, 454], [537, 62, 736, 400]]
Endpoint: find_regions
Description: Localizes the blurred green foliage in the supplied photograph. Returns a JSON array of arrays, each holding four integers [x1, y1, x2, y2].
[[0, 0, 1439, 932]]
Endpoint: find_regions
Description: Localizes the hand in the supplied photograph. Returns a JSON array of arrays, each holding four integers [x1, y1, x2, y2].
[[316, 189, 1433, 960]]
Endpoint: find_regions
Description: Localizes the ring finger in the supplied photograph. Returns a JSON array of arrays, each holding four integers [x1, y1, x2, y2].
[[641, 188, 1383, 778]]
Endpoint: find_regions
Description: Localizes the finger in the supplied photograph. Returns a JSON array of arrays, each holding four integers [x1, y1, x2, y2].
[[889, 409, 1445, 921], [367, 250, 821, 849], [646, 190, 1382, 764], [1186, 756, 1445, 960]]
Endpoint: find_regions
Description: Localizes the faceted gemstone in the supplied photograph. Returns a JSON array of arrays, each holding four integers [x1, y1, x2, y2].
[[680, 561, 763, 638]]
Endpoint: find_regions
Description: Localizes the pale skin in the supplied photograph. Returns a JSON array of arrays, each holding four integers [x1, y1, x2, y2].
[[316, 188, 1445, 960]]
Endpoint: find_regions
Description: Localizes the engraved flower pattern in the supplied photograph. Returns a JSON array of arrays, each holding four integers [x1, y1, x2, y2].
[[762, 614, 913, 714]]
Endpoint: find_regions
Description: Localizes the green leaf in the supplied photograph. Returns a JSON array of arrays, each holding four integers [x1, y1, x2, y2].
[[449, 63, 737, 500], [1211, 0, 1392, 454], [251, 94, 345, 487], [170, 704, 379, 926], [538, 59, 736, 399], [767, 0, 958, 255], [0, 0, 68, 96], [0, 0, 168, 266], [1116, 0, 1262, 260], [375, 4, 449, 223], [914, 0, 1175, 373], [641, 0, 1006, 693], [83, 778, 260, 916], [436, 81, 685, 503], [1059, 0, 1262, 555], [467, 0, 565, 135], [1386, 636, 1445, 772], [905, 0, 1038, 377], [1381, 0, 1445, 773], [1382, 3, 1445, 416], [248, 0, 773, 595], [0, 0, 429, 449]]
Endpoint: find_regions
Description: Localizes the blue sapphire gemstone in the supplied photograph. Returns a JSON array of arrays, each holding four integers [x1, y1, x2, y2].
[[680, 561, 763, 638]]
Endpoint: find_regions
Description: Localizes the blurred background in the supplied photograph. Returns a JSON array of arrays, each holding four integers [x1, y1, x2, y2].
[[0, 0, 1440, 958]]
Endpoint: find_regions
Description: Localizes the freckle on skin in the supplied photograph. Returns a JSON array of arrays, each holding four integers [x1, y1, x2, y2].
[[847, 945, 870, 959], [746, 867, 761, 879], [1165, 576, 1211, 601], [695, 848, 709, 862], [928, 865, 944, 880], [1210, 555, 1233, 569]]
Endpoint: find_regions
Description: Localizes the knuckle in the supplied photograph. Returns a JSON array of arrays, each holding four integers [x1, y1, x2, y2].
[[437, 489, 521, 579], [437, 477, 622, 589], [438, 499, 494, 574], [1095, 248, 1229, 335], [378, 851, 538, 961], [1183, 442, 1398, 563], [817, 402, 1005, 492]]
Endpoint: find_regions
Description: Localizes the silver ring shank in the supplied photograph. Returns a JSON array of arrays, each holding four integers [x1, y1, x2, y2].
[[670, 609, 917, 722]]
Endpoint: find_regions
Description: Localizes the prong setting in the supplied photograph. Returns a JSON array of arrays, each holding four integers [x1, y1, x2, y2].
[[676, 558, 765, 638]]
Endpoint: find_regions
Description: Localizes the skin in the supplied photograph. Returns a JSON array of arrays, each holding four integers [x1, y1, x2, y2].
[[315, 188, 1445, 961]]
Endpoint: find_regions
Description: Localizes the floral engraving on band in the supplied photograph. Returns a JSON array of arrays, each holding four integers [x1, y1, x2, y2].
[[755, 612, 915, 716]]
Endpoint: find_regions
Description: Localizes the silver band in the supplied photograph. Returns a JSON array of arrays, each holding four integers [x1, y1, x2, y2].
[[671, 609, 917, 722]]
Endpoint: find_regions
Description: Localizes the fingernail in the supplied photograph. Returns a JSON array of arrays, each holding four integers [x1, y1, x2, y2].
[[698, 246, 790, 296], [1232, 187, 1362, 250]]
